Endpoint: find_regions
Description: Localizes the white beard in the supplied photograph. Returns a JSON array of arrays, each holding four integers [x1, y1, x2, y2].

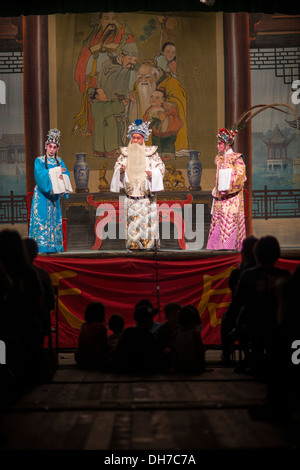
[[138, 81, 156, 116], [126, 141, 146, 196]]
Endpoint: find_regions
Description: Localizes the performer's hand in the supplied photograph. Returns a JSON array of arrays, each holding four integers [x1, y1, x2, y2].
[[120, 165, 125, 173], [61, 167, 66, 173], [146, 171, 152, 179]]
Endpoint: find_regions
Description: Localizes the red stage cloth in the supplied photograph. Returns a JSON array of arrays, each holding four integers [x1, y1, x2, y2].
[[34, 254, 300, 349]]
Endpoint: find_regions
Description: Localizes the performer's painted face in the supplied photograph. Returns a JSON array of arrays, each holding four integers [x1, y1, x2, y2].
[[47, 143, 58, 156], [217, 140, 226, 155], [131, 133, 144, 145]]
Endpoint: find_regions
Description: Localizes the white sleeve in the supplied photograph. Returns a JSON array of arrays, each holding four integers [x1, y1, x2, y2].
[[218, 168, 232, 191], [110, 167, 124, 192], [49, 167, 65, 194], [62, 174, 73, 193], [150, 167, 164, 192]]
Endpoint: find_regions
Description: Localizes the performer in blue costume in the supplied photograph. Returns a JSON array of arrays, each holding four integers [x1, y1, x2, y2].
[[29, 129, 71, 253]]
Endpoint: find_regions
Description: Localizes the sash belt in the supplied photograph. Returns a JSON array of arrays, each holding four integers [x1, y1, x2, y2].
[[126, 194, 154, 200], [213, 190, 241, 201]]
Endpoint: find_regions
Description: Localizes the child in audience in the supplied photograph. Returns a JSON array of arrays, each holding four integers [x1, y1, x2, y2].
[[171, 305, 205, 373], [75, 301, 108, 370], [108, 313, 125, 355]]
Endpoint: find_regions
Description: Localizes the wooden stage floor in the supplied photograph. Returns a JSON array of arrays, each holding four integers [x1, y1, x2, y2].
[[1, 352, 300, 457], [39, 247, 300, 260]]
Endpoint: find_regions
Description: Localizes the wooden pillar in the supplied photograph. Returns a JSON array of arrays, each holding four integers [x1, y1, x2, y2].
[[23, 15, 49, 193], [223, 13, 253, 235]]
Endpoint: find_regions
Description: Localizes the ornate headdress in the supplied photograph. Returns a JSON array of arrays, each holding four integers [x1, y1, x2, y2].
[[45, 128, 61, 149], [127, 119, 152, 141], [217, 128, 235, 146], [217, 103, 299, 146]]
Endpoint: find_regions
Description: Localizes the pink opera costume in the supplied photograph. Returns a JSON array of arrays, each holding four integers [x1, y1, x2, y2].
[[110, 119, 165, 250], [206, 102, 299, 251], [206, 128, 246, 251]]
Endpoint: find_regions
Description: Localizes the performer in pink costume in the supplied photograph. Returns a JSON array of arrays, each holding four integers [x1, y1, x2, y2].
[[206, 102, 298, 251], [206, 128, 246, 251]]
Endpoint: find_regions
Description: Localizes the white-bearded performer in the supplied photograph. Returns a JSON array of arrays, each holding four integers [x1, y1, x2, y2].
[[110, 119, 165, 250]]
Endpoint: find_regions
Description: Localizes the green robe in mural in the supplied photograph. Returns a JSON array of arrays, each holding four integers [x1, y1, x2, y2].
[[91, 100, 125, 157]]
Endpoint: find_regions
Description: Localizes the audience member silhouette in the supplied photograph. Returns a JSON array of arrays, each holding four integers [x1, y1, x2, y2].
[[262, 265, 300, 418], [134, 299, 160, 333], [108, 313, 125, 356], [186, 304, 202, 333], [0, 229, 44, 387], [233, 235, 291, 378], [75, 301, 108, 370], [111, 305, 160, 374], [154, 302, 181, 370], [24, 237, 55, 344], [170, 305, 205, 374], [221, 235, 258, 365], [0, 259, 13, 334]]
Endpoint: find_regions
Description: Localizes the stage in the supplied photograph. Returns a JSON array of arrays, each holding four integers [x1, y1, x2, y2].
[[35, 247, 300, 350]]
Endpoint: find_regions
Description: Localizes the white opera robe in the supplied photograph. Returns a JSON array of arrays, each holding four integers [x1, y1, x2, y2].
[[110, 145, 165, 250]]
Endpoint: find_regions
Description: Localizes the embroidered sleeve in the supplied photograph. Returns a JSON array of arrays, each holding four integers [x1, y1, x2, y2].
[[34, 157, 53, 195]]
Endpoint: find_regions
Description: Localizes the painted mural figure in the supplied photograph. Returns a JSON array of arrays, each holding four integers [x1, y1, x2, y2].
[[143, 87, 183, 157], [74, 12, 135, 136], [88, 87, 130, 157], [98, 42, 140, 145], [155, 41, 177, 77], [98, 42, 139, 100], [110, 119, 165, 250], [29, 129, 72, 253], [130, 60, 188, 151], [206, 128, 247, 251]]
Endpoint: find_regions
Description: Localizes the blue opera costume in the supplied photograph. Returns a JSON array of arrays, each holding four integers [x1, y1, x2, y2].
[[29, 129, 71, 253]]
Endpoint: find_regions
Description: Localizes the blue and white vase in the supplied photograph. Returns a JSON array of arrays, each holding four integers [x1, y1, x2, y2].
[[187, 150, 202, 190], [74, 153, 89, 193]]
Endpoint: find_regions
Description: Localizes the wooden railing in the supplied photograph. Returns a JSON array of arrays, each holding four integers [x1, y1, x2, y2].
[[0, 191, 27, 224], [252, 186, 300, 219], [0, 187, 299, 224]]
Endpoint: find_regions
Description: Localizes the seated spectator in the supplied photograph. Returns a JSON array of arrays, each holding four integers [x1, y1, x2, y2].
[[170, 305, 205, 374], [0, 229, 48, 390], [108, 313, 125, 356], [154, 302, 181, 370], [250, 265, 300, 422], [24, 237, 55, 344], [233, 235, 291, 378], [186, 304, 202, 332], [111, 306, 160, 374], [75, 301, 108, 370], [134, 299, 160, 333], [267, 265, 300, 414], [221, 235, 258, 366]]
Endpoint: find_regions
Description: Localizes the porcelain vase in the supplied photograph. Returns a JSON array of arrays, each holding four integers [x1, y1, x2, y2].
[[187, 150, 202, 190], [74, 153, 89, 193]]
